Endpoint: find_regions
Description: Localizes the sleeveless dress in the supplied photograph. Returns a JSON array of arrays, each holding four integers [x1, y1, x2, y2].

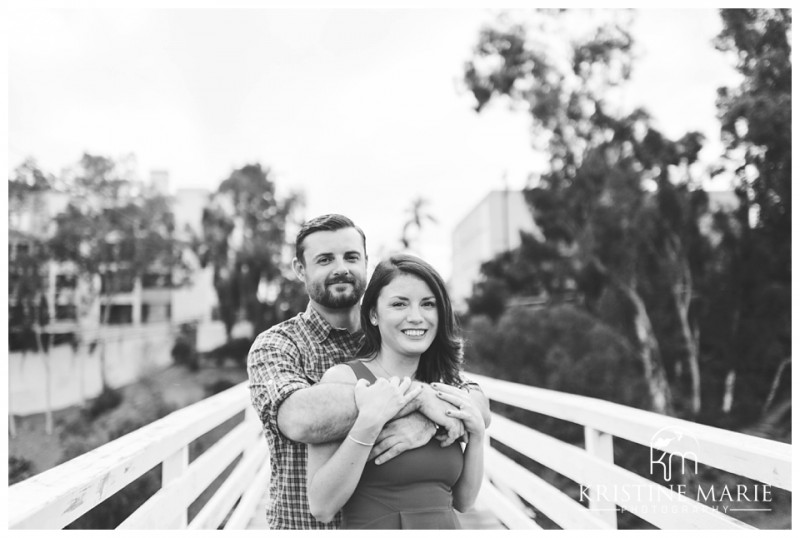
[[340, 359, 465, 529]]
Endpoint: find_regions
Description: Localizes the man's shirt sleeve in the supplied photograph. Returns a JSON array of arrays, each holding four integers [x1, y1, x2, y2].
[[248, 332, 310, 435]]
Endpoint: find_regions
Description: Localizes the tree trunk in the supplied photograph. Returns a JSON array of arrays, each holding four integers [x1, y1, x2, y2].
[[763, 358, 791, 412], [34, 325, 54, 435], [686, 322, 701, 414], [73, 331, 86, 408], [591, 257, 673, 415], [224, 320, 233, 343], [672, 257, 701, 416], [99, 281, 113, 391], [722, 370, 736, 413], [9, 350, 23, 438], [45, 333, 54, 434], [616, 279, 674, 415]]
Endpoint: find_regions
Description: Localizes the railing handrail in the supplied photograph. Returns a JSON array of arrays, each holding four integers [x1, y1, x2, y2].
[[8, 381, 255, 529], [466, 372, 792, 492], [8, 373, 791, 530]]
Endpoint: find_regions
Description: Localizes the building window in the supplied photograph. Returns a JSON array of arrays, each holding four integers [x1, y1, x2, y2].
[[142, 272, 172, 289], [55, 304, 77, 320], [100, 270, 135, 293], [56, 273, 78, 289], [99, 304, 133, 325]]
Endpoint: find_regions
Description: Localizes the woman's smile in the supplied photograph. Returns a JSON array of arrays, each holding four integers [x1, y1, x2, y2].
[[401, 328, 428, 338]]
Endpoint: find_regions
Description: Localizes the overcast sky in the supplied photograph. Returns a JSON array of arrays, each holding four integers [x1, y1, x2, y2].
[[7, 6, 741, 279]]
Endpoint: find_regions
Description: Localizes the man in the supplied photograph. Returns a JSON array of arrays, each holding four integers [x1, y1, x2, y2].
[[248, 214, 489, 529]]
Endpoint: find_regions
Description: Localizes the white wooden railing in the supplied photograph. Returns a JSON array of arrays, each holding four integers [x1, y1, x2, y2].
[[8, 375, 792, 530], [8, 381, 269, 530], [469, 373, 792, 530]]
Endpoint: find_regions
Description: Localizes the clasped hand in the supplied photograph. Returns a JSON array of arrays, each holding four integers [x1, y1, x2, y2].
[[414, 382, 469, 446], [431, 382, 485, 443], [354, 376, 421, 429], [357, 379, 482, 465]]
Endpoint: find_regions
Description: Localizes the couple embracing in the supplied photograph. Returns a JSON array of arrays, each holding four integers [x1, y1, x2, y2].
[[248, 214, 490, 530]]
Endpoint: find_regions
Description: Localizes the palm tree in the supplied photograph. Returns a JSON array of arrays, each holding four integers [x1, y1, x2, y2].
[[400, 196, 437, 252]]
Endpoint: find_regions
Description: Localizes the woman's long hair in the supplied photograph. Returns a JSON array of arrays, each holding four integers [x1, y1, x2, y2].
[[357, 254, 463, 385]]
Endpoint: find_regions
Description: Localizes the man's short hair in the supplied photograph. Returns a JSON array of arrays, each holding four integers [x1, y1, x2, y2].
[[295, 214, 367, 263]]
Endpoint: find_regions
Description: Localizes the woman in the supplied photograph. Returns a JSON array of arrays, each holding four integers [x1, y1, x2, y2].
[[306, 254, 485, 529]]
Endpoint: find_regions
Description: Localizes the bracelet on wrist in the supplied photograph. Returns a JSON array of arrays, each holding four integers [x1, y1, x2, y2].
[[347, 434, 374, 447]]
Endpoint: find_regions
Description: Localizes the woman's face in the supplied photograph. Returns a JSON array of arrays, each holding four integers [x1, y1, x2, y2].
[[371, 273, 438, 359]]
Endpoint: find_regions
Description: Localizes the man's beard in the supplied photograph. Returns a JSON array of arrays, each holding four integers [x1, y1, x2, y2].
[[308, 274, 366, 309]]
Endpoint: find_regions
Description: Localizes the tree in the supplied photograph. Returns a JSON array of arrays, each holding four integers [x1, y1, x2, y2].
[[467, 227, 579, 320], [9, 160, 57, 434], [400, 196, 438, 252], [197, 163, 305, 339], [49, 153, 185, 389], [464, 304, 650, 419], [463, 11, 724, 415], [710, 9, 791, 417]]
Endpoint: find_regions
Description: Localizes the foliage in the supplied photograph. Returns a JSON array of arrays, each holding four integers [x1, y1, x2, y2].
[[463, 10, 713, 414], [59, 380, 175, 529], [9, 456, 35, 486], [40, 153, 188, 388], [715, 9, 791, 241], [7, 243, 51, 350], [8, 157, 54, 197], [171, 340, 197, 370], [85, 387, 124, 420], [467, 231, 577, 320], [204, 379, 237, 396], [8, 160, 54, 351], [49, 154, 184, 298], [172, 322, 199, 371], [400, 195, 437, 251], [463, 9, 791, 428], [706, 9, 792, 420], [465, 305, 649, 409], [206, 337, 253, 368], [196, 163, 306, 339]]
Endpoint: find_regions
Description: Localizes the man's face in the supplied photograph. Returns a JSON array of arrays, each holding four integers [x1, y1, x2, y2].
[[294, 227, 367, 309]]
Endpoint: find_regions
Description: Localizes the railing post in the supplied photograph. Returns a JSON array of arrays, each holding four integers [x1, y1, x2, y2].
[[162, 445, 190, 528], [584, 427, 617, 529], [480, 424, 535, 525]]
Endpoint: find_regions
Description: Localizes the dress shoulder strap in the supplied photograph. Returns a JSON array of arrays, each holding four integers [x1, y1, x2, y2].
[[345, 359, 378, 383]]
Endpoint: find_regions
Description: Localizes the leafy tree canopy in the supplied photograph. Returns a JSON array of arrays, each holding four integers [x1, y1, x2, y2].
[[198, 163, 306, 338]]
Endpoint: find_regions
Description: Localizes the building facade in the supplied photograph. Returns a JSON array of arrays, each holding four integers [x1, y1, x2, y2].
[[450, 190, 542, 310], [8, 173, 225, 416], [9, 179, 220, 341]]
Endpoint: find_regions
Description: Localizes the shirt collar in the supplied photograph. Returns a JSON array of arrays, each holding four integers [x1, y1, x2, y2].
[[303, 303, 362, 343]]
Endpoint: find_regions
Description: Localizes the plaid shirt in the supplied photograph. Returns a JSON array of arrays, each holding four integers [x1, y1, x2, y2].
[[247, 304, 364, 530]]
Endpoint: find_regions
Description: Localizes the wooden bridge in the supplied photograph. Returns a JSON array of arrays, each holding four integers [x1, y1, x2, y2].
[[8, 373, 791, 530]]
